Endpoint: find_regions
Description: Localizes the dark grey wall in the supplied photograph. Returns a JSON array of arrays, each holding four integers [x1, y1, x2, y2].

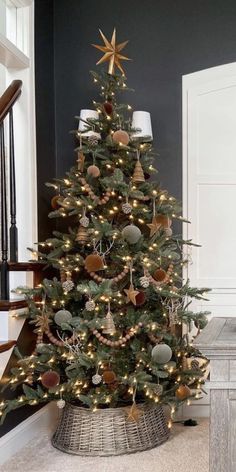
[[35, 0, 236, 239]]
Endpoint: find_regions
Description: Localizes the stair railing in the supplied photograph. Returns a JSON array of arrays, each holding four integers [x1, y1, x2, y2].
[[0, 80, 22, 300]]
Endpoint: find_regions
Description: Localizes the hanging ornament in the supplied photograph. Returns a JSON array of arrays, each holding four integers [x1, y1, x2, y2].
[[135, 290, 146, 306], [92, 373, 102, 385], [87, 165, 100, 178], [175, 384, 191, 401], [54, 309, 72, 326], [79, 207, 89, 227], [103, 101, 113, 115], [85, 298, 96, 311], [122, 197, 132, 215], [84, 253, 104, 272], [139, 275, 150, 288], [88, 134, 99, 147], [41, 370, 60, 389], [77, 134, 85, 172], [57, 399, 66, 409], [153, 268, 167, 282], [103, 302, 116, 334], [132, 150, 145, 183], [76, 225, 89, 244], [127, 402, 143, 422], [124, 261, 139, 305], [122, 224, 141, 244], [51, 195, 61, 210], [102, 370, 117, 384], [151, 343, 172, 364], [147, 198, 161, 237], [165, 227, 173, 237], [113, 129, 129, 146], [62, 273, 74, 293], [153, 384, 163, 396]]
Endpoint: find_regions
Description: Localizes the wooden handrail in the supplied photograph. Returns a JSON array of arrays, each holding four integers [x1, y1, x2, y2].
[[0, 80, 22, 124]]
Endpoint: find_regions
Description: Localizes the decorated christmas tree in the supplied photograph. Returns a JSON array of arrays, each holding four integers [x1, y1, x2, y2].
[[0, 30, 209, 439]]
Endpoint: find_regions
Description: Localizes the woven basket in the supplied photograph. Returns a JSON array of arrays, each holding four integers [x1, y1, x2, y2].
[[52, 402, 169, 456]]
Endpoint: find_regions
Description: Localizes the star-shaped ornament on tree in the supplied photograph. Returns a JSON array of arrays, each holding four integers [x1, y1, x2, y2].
[[124, 283, 139, 305], [127, 402, 143, 422], [34, 312, 51, 334], [147, 216, 162, 237], [92, 28, 131, 75]]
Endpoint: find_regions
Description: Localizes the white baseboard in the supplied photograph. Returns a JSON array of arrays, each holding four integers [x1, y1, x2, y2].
[[0, 402, 58, 465]]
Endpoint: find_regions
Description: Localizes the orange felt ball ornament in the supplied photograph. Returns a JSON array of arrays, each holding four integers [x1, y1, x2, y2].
[[156, 214, 171, 229], [87, 165, 100, 178], [113, 129, 129, 146], [153, 269, 167, 282], [41, 370, 60, 389], [51, 195, 61, 210], [103, 370, 117, 384], [175, 384, 191, 401], [135, 290, 146, 306], [84, 254, 104, 272]]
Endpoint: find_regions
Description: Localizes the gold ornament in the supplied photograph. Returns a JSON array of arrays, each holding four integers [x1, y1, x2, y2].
[[34, 312, 51, 334], [124, 283, 139, 305], [76, 225, 88, 244], [92, 28, 130, 75], [132, 160, 145, 183], [127, 402, 143, 422]]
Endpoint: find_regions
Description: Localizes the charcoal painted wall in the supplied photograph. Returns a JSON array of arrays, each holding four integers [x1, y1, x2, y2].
[[35, 0, 236, 239]]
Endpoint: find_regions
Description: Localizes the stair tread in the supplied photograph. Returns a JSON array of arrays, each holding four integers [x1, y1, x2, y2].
[[0, 299, 27, 310], [6, 261, 45, 271], [0, 340, 16, 353]]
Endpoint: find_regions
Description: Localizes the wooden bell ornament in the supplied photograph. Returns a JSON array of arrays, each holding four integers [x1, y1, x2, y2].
[[103, 302, 116, 335], [76, 225, 88, 244], [132, 150, 145, 183]]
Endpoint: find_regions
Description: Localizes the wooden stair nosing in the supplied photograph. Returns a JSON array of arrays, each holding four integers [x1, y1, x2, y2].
[[6, 262, 45, 272], [0, 299, 27, 311]]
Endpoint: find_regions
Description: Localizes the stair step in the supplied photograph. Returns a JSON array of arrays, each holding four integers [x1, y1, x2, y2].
[[0, 299, 27, 311], [6, 262, 45, 272], [0, 340, 16, 353]]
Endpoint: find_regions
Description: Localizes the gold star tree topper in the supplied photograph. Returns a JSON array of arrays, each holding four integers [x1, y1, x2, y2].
[[92, 28, 131, 75]]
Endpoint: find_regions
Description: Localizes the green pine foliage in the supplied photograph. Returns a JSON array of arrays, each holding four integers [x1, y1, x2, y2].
[[0, 68, 210, 424]]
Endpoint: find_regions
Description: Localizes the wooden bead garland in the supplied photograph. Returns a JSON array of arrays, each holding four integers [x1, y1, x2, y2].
[[45, 328, 75, 347], [86, 265, 129, 283], [92, 322, 143, 348], [80, 177, 111, 205], [145, 264, 174, 287]]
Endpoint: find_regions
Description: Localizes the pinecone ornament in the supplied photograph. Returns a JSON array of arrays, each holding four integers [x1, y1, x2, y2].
[[79, 215, 89, 227], [57, 399, 66, 409], [92, 374, 102, 385], [88, 134, 99, 147], [85, 299, 96, 311], [191, 359, 201, 371], [122, 202, 132, 214], [153, 384, 163, 396], [139, 275, 150, 288], [62, 279, 74, 292]]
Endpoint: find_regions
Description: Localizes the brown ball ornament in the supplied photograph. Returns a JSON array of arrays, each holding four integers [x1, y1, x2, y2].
[[113, 129, 129, 146], [175, 384, 191, 401], [51, 195, 61, 210], [135, 290, 146, 306], [87, 165, 100, 178], [84, 253, 104, 272], [153, 269, 167, 282], [102, 370, 117, 384], [156, 214, 171, 229], [41, 370, 60, 389], [103, 101, 113, 115]]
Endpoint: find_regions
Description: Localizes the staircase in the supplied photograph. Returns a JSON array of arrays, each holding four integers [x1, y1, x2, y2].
[[0, 81, 42, 377]]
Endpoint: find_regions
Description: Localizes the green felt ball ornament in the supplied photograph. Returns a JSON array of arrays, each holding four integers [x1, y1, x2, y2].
[[54, 309, 72, 326], [122, 224, 141, 244], [151, 343, 172, 364]]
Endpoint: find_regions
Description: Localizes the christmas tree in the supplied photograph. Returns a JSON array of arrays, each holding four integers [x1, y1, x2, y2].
[[0, 30, 209, 427]]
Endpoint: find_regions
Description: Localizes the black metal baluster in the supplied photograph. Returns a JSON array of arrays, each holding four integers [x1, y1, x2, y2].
[[0, 122, 9, 299], [9, 109, 18, 262]]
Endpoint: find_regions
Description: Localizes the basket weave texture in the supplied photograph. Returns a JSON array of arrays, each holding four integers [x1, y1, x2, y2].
[[52, 402, 169, 456]]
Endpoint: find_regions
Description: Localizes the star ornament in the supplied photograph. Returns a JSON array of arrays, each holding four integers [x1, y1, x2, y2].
[[147, 216, 162, 237], [127, 403, 143, 422], [124, 284, 139, 305], [92, 28, 131, 75]]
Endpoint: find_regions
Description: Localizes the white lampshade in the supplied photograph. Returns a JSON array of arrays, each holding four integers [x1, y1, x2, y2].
[[131, 111, 153, 142], [78, 109, 101, 139]]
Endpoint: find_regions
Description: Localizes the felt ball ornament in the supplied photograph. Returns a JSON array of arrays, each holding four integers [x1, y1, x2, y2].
[[153, 268, 167, 282], [51, 195, 61, 210], [87, 165, 100, 178], [175, 384, 191, 401], [84, 253, 104, 272], [102, 370, 117, 384], [113, 129, 129, 146], [122, 224, 141, 244], [54, 309, 72, 326], [41, 370, 60, 389], [135, 290, 146, 306], [151, 343, 172, 364], [103, 101, 113, 115], [156, 214, 171, 229]]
